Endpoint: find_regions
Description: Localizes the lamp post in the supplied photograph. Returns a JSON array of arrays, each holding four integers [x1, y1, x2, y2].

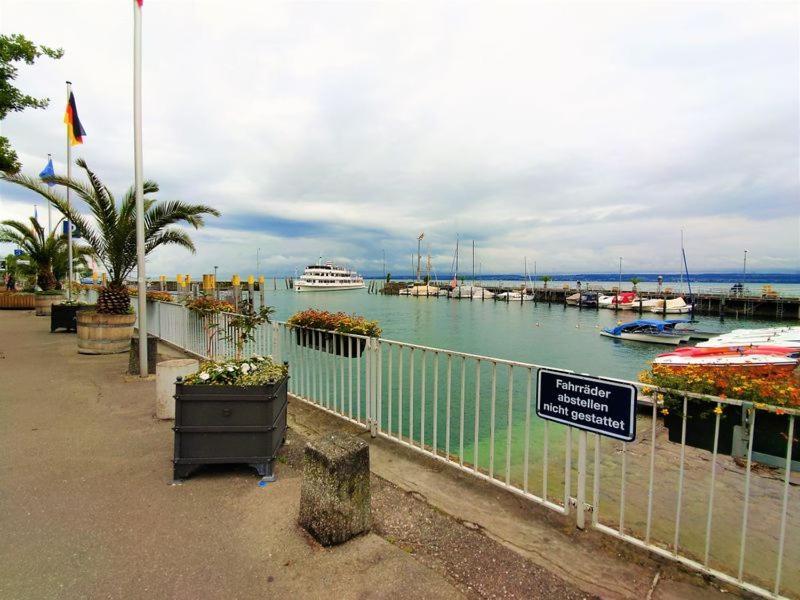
[[213, 265, 218, 299]]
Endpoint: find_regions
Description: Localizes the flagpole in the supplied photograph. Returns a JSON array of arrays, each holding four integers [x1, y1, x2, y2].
[[134, 0, 147, 377], [47, 153, 52, 233], [66, 82, 73, 302]]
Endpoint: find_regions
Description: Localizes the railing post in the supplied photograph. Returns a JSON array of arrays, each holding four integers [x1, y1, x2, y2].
[[272, 321, 280, 362], [156, 300, 162, 339], [370, 337, 379, 437], [576, 429, 587, 529]]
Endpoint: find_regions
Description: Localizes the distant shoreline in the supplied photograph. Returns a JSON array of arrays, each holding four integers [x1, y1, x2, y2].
[[356, 273, 800, 284]]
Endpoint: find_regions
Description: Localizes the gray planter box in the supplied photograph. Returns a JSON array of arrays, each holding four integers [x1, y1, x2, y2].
[[172, 372, 288, 480]]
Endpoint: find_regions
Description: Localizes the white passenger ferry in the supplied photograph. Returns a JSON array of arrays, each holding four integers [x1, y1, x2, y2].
[[295, 260, 365, 292]]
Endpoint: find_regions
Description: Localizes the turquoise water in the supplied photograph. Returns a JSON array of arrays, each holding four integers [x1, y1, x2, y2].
[[255, 287, 789, 382]]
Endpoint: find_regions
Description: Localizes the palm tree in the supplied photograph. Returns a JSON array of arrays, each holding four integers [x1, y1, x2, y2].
[[2, 159, 220, 313], [540, 275, 552, 290], [630, 277, 641, 292], [0, 217, 89, 290]]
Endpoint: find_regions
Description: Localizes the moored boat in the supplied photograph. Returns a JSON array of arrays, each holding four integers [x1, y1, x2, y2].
[[647, 297, 692, 314], [565, 292, 581, 306], [600, 319, 693, 345], [654, 345, 800, 372], [295, 260, 365, 292], [696, 326, 800, 349]]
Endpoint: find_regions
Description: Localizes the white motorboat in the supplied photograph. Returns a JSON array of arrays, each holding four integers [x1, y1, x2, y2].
[[565, 292, 581, 306], [450, 285, 494, 299], [697, 327, 800, 349], [598, 295, 616, 308], [654, 345, 800, 373], [497, 290, 534, 301], [295, 260, 365, 292], [647, 297, 692, 314], [600, 319, 693, 345]]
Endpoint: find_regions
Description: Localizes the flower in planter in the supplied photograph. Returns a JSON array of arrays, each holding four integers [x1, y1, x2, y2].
[[287, 308, 382, 337], [182, 356, 287, 386], [184, 295, 236, 315], [640, 364, 800, 410]]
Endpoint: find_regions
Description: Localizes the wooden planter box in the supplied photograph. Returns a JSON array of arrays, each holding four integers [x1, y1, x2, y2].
[[750, 411, 800, 468], [666, 402, 799, 468], [51, 303, 95, 333], [294, 327, 367, 358], [172, 373, 289, 480], [77, 311, 136, 354], [0, 292, 35, 310], [34, 292, 65, 316], [664, 400, 741, 455]]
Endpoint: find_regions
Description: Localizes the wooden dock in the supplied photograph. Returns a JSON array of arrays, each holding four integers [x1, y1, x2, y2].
[[381, 282, 800, 321]]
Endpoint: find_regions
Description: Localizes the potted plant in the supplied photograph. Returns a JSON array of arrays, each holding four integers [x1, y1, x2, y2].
[[0, 217, 91, 315], [223, 302, 276, 360], [184, 295, 237, 357], [173, 356, 289, 480], [287, 309, 381, 357], [2, 159, 220, 353]]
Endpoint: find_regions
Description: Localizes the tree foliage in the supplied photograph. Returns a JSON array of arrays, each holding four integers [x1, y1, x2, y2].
[[1, 159, 220, 286], [0, 34, 64, 173], [0, 216, 90, 290]]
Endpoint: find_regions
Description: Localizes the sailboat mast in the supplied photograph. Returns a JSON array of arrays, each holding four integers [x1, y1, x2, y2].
[[681, 230, 693, 301], [455, 234, 459, 278], [472, 240, 475, 283], [416, 233, 423, 281]]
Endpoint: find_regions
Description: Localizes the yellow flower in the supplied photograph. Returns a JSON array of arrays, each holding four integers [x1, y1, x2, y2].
[[657, 393, 665, 402], [661, 408, 669, 416], [713, 405, 723, 415]]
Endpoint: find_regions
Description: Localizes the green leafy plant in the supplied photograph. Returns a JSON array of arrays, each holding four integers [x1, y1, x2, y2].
[[0, 34, 64, 173], [1, 159, 219, 314], [223, 303, 276, 360], [288, 308, 382, 337], [182, 355, 287, 386], [0, 217, 90, 290]]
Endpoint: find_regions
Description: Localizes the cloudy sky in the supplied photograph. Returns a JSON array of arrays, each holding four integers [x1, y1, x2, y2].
[[1, 1, 798, 278]]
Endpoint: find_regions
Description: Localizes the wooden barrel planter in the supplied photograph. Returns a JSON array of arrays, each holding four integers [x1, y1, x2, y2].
[[76, 311, 136, 354], [34, 292, 66, 316], [0, 292, 35, 310]]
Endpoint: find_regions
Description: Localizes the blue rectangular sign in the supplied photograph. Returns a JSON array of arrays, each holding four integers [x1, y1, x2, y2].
[[536, 369, 637, 441]]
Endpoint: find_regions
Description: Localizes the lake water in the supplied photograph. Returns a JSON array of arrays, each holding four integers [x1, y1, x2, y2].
[[252, 286, 792, 383]]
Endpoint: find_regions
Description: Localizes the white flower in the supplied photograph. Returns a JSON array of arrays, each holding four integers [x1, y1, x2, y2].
[[253, 355, 264, 362], [199, 372, 210, 381], [227, 366, 235, 372], [241, 363, 251, 373]]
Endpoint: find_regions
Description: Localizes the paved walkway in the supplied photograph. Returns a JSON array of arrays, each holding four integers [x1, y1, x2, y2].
[[0, 311, 465, 599], [0, 310, 749, 599]]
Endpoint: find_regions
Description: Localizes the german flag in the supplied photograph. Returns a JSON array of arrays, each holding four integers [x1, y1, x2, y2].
[[64, 92, 86, 146]]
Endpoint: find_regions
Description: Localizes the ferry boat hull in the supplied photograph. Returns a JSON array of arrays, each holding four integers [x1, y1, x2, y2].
[[295, 260, 365, 292], [295, 282, 365, 292]]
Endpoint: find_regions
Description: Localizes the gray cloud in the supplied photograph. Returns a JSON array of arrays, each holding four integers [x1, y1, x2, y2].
[[0, 1, 797, 278]]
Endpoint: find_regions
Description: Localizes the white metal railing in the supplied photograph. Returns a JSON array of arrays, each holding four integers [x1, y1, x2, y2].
[[135, 301, 799, 599]]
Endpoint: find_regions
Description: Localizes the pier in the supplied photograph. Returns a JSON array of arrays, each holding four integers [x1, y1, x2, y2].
[[380, 281, 800, 320]]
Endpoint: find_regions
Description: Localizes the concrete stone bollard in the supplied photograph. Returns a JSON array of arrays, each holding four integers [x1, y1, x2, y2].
[[128, 334, 158, 375], [155, 359, 199, 419], [299, 432, 371, 546]]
